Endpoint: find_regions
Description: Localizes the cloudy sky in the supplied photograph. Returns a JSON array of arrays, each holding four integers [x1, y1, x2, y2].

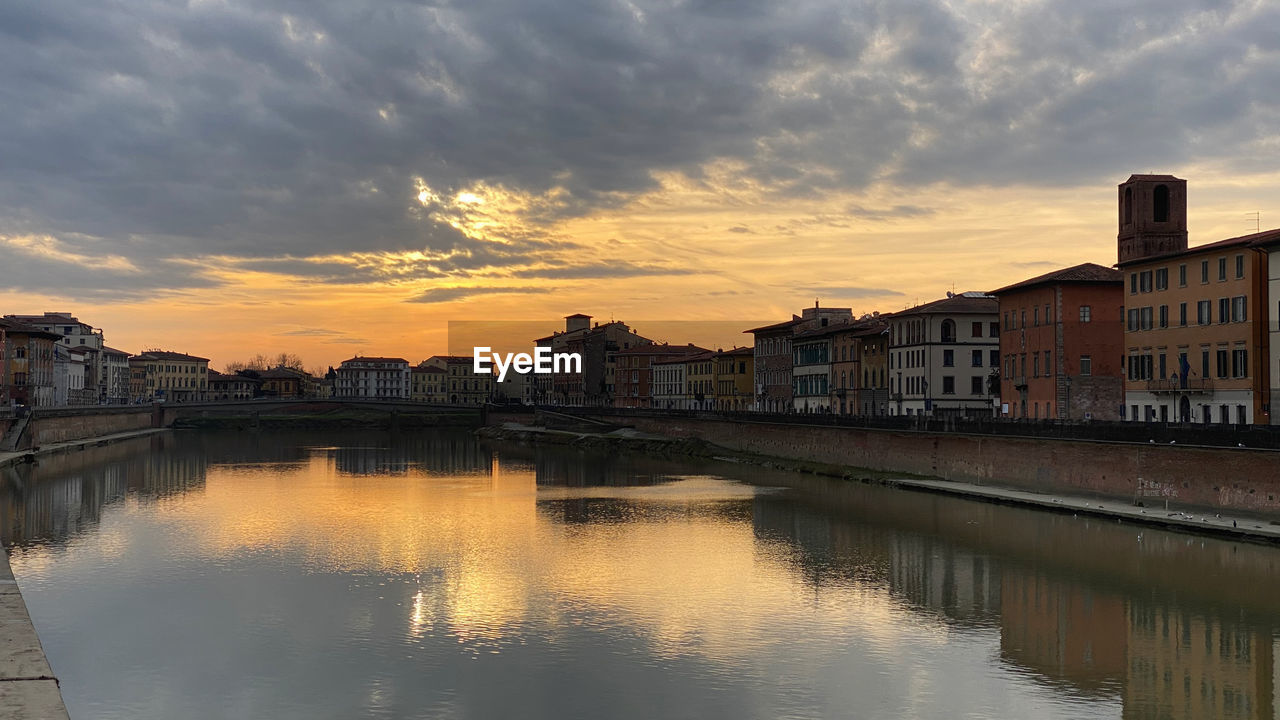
[[2, 0, 1278, 368]]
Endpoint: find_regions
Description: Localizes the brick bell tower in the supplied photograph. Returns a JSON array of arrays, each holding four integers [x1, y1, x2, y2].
[[1117, 174, 1188, 264]]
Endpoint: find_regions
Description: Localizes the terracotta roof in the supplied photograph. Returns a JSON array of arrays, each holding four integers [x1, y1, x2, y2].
[[614, 343, 710, 357], [714, 346, 754, 358], [132, 350, 210, 362], [101, 345, 131, 356], [1245, 228, 1280, 248], [743, 317, 803, 334], [1117, 229, 1276, 268], [340, 356, 408, 365], [412, 364, 446, 373], [564, 313, 592, 319], [990, 262, 1123, 294], [1124, 174, 1182, 183], [0, 318, 62, 340], [894, 292, 997, 317]]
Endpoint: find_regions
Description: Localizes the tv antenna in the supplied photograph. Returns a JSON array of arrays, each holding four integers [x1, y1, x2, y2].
[[1247, 212, 1260, 233]]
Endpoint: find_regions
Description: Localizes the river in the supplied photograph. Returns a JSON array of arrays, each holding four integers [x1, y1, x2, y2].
[[2, 429, 1277, 719]]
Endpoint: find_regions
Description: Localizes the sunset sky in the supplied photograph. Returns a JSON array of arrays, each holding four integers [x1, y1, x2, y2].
[[2, 0, 1278, 371]]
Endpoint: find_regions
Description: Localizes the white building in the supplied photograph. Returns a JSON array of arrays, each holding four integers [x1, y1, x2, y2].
[[102, 346, 132, 404], [336, 356, 410, 400], [652, 358, 688, 410], [888, 292, 1000, 418]]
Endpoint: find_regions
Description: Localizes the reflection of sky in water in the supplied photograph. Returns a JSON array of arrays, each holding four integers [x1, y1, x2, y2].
[[5, 431, 1277, 719]]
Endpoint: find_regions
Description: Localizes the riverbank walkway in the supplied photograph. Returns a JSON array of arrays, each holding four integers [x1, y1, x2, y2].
[[0, 550, 68, 719]]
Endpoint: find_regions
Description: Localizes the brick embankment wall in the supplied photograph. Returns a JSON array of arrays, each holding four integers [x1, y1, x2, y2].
[[559, 413, 1280, 516], [27, 407, 154, 448]]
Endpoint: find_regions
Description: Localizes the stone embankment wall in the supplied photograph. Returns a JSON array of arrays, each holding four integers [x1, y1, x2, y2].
[[492, 412, 1280, 516], [25, 407, 154, 448]]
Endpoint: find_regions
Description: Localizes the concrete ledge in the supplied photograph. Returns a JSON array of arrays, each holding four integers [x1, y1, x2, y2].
[[0, 428, 165, 469], [0, 553, 67, 720]]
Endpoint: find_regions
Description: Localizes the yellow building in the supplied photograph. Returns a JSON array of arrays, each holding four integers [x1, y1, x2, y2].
[[411, 364, 447, 403], [713, 347, 754, 411], [425, 356, 493, 405], [685, 351, 716, 411], [130, 350, 209, 403]]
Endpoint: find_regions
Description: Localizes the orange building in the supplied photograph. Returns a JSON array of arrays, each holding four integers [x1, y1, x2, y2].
[[1115, 174, 1269, 424], [993, 263, 1125, 420]]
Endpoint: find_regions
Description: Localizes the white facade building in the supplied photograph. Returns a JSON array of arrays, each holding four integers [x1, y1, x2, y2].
[[336, 356, 410, 400], [888, 292, 1000, 418]]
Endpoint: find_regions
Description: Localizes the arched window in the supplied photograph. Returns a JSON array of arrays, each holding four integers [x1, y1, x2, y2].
[[1153, 184, 1169, 223], [940, 319, 956, 343], [1123, 187, 1133, 225]]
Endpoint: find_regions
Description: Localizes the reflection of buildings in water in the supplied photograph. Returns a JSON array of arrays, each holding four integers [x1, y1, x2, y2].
[[886, 534, 1000, 626], [1123, 605, 1275, 720], [532, 451, 669, 488], [751, 495, 1001, 627], [1, 454, 133, 545], [332, 434, 492, 477], [135, 451, 207, 499], [999, 567, 1127, 696]]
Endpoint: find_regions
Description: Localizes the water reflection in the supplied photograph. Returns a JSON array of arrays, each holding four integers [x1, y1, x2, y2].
[[1, 430, 1278, 719]]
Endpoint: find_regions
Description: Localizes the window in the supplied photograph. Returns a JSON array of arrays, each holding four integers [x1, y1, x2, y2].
[[1044, 304, 1051, 322], [1197, 300, 1211, 325], [1218, 297, 1229, 324], [1123, 187, 1133, 225], [1129, 273, 1138, 294], [1033, 307, 1039, 326], [1127, 308, 1139, 331], [1158, 353, 1166, 380], [1232, 348, 1248, 378], [1155, 268, 1168, 290], [1020, 310, 1026, 328], [1235, 254, 1245, 279], [1218, 257, 1227, 281], [1153, 184, 1169, 222], [1231, 296, 1247, 322], [942, 376, 955, 394], [1080, 355, 1092, 376], [1139, 271, 1153, 293], [972, 350, 983, 367], [1158, 305, 1168, 328], [1179, 302, 1187, 327], [1201, 260, 1209, 283], [1201, 349, 1210, 378], [1178, 264, 1187, 287], [1079, 305, 1091, 322], [971, 376, 983, 395], [1044, 350, 1051, 374], [943, 349, 954, 367], [1033, 354, 1040, 377], [990, 349, 999, 367], [941, 319, 956, 343], [989, 322, 999, 337], [1140, 307, 1153, 330], [1216, 349, 1228, 379], [971, 322, 983, 338]]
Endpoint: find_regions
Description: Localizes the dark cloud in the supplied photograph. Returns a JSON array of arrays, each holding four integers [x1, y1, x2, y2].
[[408, 286, 543, 304], [845, 204, 934, 221], [506, 262, 699, 280], [0, 0, 1276, 295]]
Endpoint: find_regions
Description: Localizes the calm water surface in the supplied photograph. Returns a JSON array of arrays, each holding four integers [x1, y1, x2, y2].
[[2, 430, 1279, 719]]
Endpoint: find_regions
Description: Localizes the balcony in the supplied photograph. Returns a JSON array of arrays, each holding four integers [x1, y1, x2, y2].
[[1145, 378, 1214, 394]]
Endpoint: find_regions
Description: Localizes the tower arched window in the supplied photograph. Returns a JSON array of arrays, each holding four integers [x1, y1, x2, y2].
[[940, 319, 956, 343], [1153, 185, 1169, 223], [1123, 187, 1133, 225]]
